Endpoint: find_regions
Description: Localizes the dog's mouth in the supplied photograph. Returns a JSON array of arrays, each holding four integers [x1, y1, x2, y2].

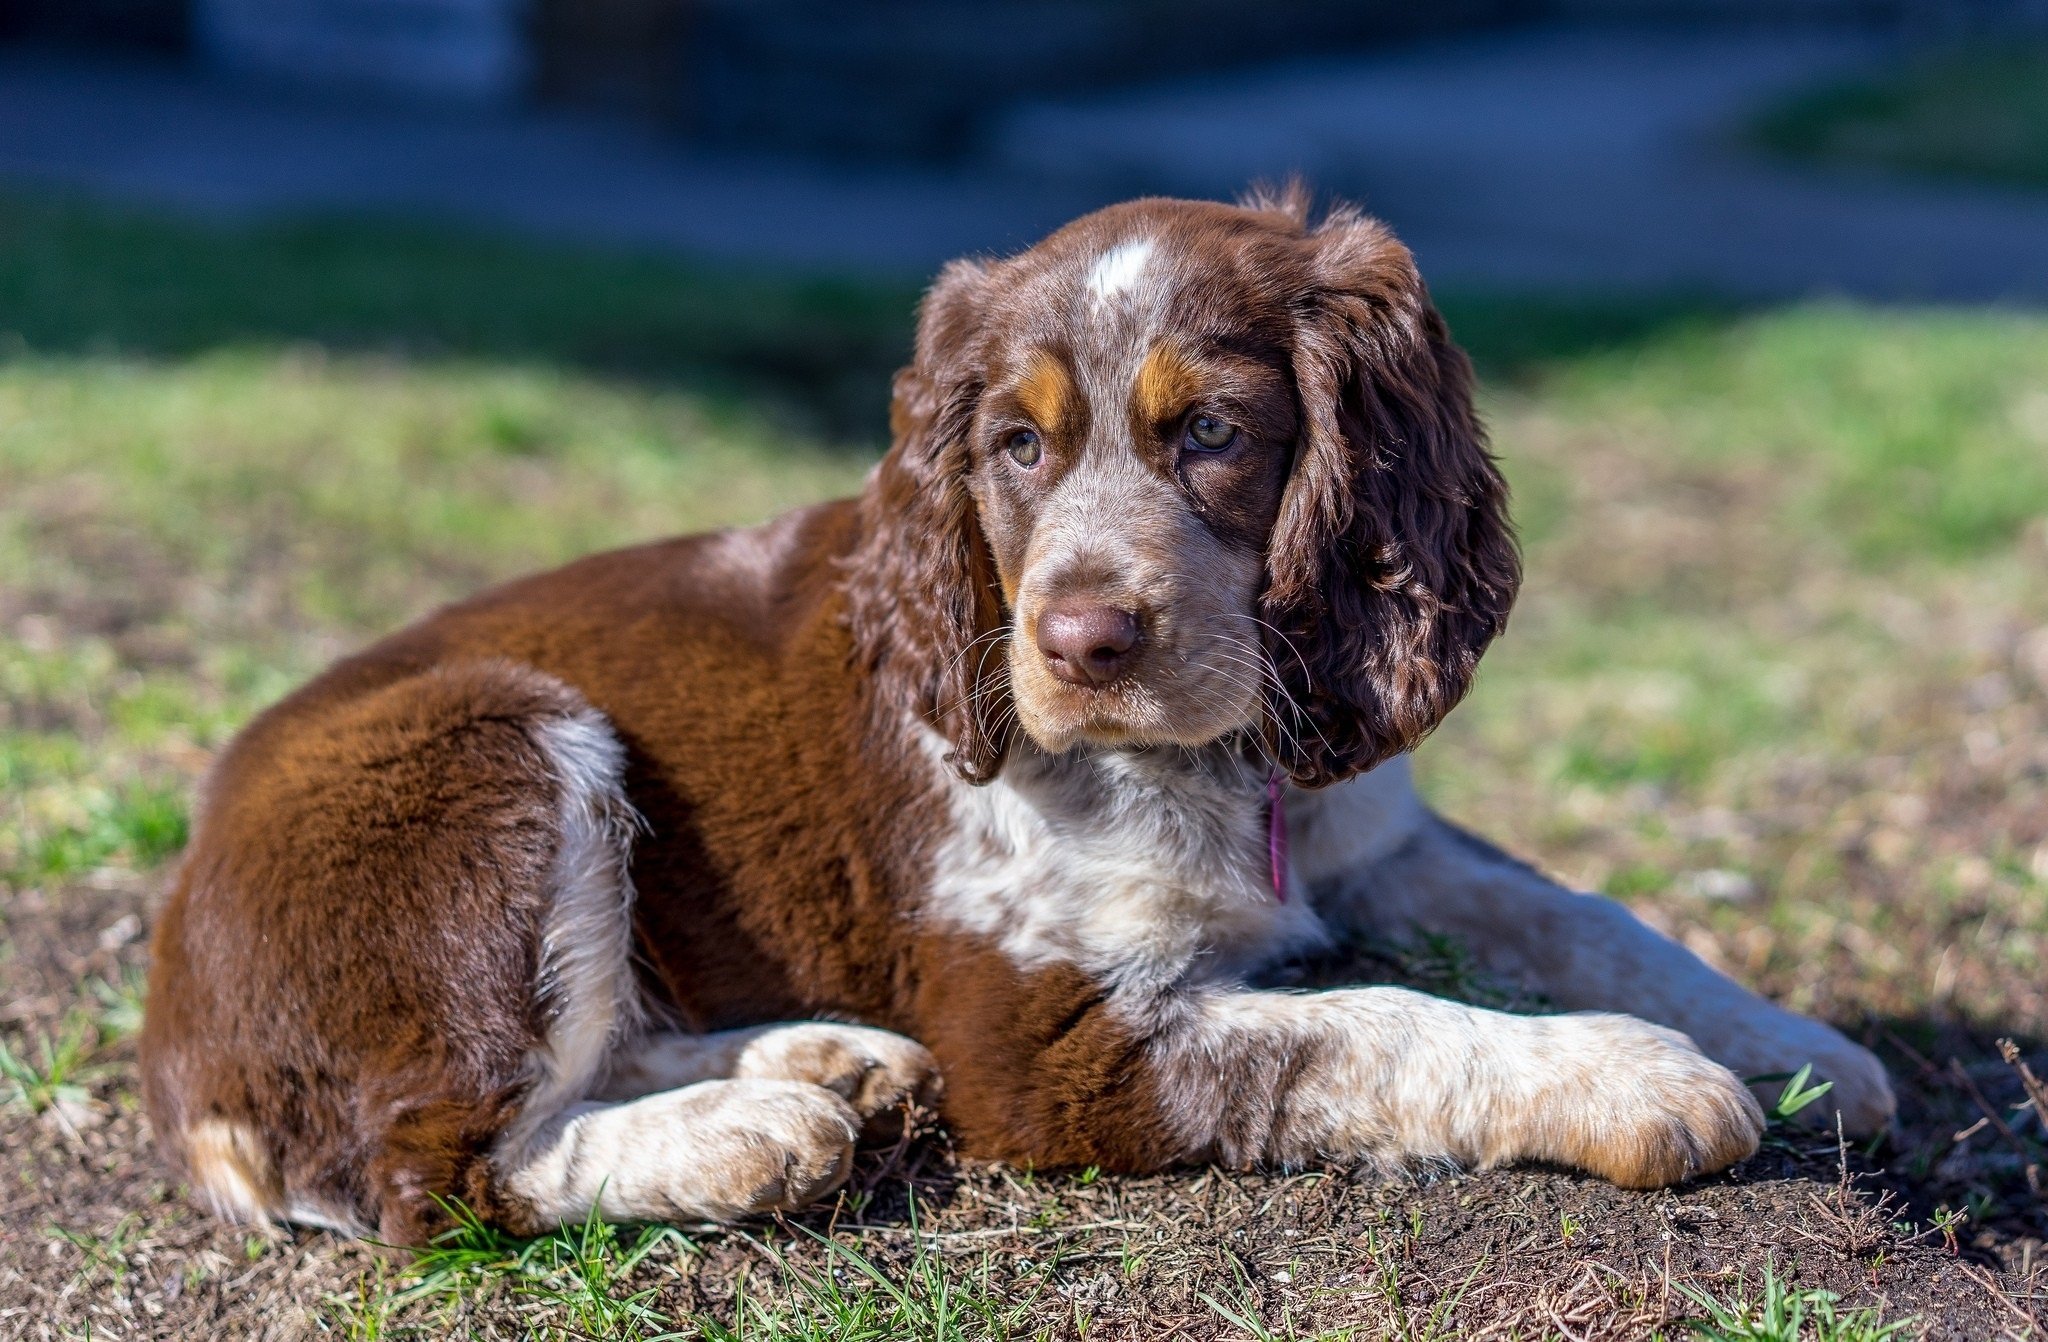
[[1005, 617, 1264, 754], [1031, 679, 1160, 746]]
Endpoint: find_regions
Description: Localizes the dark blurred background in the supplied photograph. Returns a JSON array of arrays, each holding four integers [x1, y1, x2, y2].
[[0, 1, 2035, 154], [3, 0, 2047, 292]]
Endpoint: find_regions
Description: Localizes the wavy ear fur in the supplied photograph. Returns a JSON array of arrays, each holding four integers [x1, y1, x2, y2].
[[1262, 205, 1520, 788], [845, 259, 1012, 784]]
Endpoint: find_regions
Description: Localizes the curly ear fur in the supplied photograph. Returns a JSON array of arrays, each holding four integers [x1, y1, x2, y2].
[[845, 259, 1012, 784], [1262, 205, 1520, 788]]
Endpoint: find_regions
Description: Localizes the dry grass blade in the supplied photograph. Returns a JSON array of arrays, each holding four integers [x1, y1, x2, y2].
[[1950, 1057, 2039, 1165], [1998, 1040, 2048, 1137]]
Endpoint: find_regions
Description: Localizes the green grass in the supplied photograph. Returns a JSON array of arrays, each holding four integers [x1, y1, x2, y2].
[[358, 1199, 690, 1338], [346, 1194, 1039, 1340], [1674, 1260, 1915, 1342], [1419, 306, 2048, 852], [0, 1014, 102, 1118], [0, 353, 872, 889], [708, 1222, 1037, 1341], [354, 1205, 1911, 1342], [1752, 40, 2048, 190], [1524, 304, 2048, 564], [87, 965, 148, 1041], [45, 1214, 148, 1293], [1758, 1064, 1836, 1127]]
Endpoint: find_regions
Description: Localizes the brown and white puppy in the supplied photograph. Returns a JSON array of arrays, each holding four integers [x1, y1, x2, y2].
[[139, 190, 1894, 1244]]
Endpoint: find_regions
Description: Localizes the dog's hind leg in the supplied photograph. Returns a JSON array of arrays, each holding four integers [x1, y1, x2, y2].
[[499, 1079, 862, 1227], [142, 658, 870, 1241], [482, 695, 893, 1229], [593, 1024, 940, 1135]]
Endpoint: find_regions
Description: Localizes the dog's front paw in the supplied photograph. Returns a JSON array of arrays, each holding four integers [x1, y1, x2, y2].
[[1532, 1015, 1765, 1189], [734, 1023, 941, 1135]]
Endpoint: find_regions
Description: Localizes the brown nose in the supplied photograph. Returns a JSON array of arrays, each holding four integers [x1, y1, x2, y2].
[[1037, 604, 1141, 686]]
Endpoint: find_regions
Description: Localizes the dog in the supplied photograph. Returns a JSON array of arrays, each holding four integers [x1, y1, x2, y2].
[[139, 189, 1894, 1243]]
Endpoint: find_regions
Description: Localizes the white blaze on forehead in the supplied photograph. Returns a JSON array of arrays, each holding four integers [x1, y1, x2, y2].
[[1086, 238, 1155, 302]]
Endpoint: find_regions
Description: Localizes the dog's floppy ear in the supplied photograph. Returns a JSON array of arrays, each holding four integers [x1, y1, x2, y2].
[[1261, 206, 1520, 788], [846, 259, 1012, 784]]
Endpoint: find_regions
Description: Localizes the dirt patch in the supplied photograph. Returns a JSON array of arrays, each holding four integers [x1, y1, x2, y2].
[[2, 881, 2040, 1341]]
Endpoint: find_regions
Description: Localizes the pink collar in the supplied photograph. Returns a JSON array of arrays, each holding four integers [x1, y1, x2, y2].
[[1266, 771, 1289, 902]]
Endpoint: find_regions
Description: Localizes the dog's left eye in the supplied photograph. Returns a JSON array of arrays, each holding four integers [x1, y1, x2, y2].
[[1186, 415, 1237, 452]]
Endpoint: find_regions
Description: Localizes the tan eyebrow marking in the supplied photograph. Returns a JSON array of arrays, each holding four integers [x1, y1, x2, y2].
[[1132, 340, 1202, 428], [1015, 349, 1076, 435]]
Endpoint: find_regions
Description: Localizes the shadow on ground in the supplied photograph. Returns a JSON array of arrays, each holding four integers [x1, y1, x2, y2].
[[0, 193, 921, 442], [0, 191, 1769, 442]]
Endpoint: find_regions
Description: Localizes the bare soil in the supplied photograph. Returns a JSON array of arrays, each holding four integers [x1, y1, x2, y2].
[[2, 875, 2042, 1340]]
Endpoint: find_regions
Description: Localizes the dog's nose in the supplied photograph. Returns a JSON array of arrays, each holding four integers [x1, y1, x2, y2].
[[1037, 604, 1141, 686]]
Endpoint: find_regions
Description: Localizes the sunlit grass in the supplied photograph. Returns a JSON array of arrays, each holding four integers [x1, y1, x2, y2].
[[1533, 305, 2048, 562], [0, 350, 872, 890], [0, 351, 872, 629], [333, 1193, 1040, 1340], [1426, 305, 2048, 815]]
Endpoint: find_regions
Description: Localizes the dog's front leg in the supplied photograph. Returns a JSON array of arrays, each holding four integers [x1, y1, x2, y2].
[[1092, 984, 1760, 1187], [912, 945, 1760, 1187], [1162, 986, 1767, 1186], [1303, 778, 1894, 1135]]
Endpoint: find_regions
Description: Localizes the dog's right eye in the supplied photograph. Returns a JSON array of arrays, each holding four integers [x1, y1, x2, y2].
[[1006, 430, 1043, 468]]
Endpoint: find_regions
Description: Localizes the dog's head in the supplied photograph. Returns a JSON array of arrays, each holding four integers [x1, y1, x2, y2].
[[849, 189, 1519, 787]]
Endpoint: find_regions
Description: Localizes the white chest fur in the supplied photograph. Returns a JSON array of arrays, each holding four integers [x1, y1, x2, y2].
[[921, 735, 1346, 989]]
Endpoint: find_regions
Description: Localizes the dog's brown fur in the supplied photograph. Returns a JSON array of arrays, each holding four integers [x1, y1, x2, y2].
[[143, 192, 1830, 1245]]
